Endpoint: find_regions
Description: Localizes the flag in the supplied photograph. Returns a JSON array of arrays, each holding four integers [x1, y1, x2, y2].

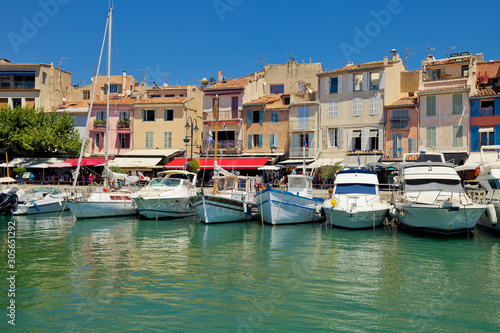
[[137, 170, 145, 180], [208, 130, 215, 142], [303, 140, 308, 148], [357, 155, 361, 168]]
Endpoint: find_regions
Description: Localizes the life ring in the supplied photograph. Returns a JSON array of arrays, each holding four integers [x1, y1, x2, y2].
[[474, 167, 480, 178]]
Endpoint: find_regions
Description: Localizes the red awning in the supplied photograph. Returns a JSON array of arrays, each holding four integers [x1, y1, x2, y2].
[[64, 157, 112, 166], [164, 158, 269, 169]]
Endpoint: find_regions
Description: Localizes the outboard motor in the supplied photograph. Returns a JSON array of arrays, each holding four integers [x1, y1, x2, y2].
[[0, 191, 18, 215]]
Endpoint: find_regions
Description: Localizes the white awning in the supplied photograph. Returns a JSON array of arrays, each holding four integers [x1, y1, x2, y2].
[[278, 159, 314, 166], [257, 165, 281, 171], [479, 127, 494, 133], [343, 155, 381, 165], [0, 157, 65, 169], [307, 158, 343, 169], [120, 149, 182, 157], [100, 157, 163, 168]]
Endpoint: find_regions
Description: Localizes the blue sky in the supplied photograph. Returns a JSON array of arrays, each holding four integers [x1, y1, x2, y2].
[[2, 0, 499, 87]]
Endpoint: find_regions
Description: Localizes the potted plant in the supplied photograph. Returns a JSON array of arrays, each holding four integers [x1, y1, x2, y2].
[[118, 117, 130, 128], [94, 119, 106, 127], [320, 162, 342, 196]]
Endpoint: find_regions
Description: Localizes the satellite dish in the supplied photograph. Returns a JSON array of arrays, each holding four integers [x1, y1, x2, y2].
[[209, 77, 216, 84], [262, 81, 267, 86], [62, 97, 67, 103], [126, 89, 132, 96]]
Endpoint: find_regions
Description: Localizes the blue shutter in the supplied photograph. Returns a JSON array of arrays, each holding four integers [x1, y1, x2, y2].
[[258, 134, 263, 147], [247, 110, 252, 123], [471, 126, 479, 152], [248, 134, 252, 148], [495, 125, 500, 145], [259, 109, 263, 123], [495, 98, 500, 116], [471, 100, 479, 117], [269, 133, 273, 147], [274, 133, 278, 147]]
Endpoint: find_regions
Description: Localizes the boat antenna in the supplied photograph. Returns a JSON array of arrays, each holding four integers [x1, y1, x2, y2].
[[72, 10, 110, 191], [103, 7, 112, 189], [213, 94, 219, 195]]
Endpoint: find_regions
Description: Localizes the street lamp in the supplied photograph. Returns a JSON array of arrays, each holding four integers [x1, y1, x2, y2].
[[184, 116, 199, 160]]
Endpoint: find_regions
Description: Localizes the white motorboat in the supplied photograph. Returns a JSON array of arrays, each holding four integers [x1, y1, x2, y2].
[[13, 187, 73, 215], [189, 174, 257, 224], [67, 187, 137, 219], [130, 170, 198, 219], [255, 174, 324, 225], [323, 169, 389, 229], [393, 153, 486, 234], [471, 165, 500, 232]]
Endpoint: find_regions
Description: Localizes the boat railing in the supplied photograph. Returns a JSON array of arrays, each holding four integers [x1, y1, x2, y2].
[[465, 188, 488, 204]]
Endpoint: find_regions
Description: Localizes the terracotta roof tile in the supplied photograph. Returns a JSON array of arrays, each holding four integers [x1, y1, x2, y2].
[[471, 87, 500, 98], [385, 97, 417, 108], [318, 60, 400, 76], [135, 97, 188, 104], [243, 95, 282, 106], [418, 85, 470, 94], [94, 97, 137, 105], [203, 77, 250, 90], [425, 56, 471, 68], [52, 101, 90, 113]]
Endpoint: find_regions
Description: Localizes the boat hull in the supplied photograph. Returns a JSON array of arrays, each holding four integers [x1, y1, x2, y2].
[[67, 200, 137, 219], [14, 200, 68, 215], [133, 196, 195, 219], [324, 207, 387, 229], [190, 193, 254, 223], [255, 187, 324, 225], [396, 204, 486, 234], [477, 202, 500, 232]]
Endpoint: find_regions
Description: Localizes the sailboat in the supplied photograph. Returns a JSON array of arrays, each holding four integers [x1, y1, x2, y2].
[[255, 144, 324, 225], [189, 95, 258, 223], [66, 6, 137, 219]]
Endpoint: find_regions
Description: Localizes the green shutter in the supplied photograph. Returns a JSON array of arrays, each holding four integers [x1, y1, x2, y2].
[[427, 96, 436, 117], [259, 134, 263, 147], [248, 134, 252, 148], [452, 94, 462, 115], [247, 110, 252, 123], [142, 110, 146, 121], [274, 133, 278, 148], [259, 109, 263, 123]]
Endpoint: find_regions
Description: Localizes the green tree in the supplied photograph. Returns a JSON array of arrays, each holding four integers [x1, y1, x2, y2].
[[320, 162, 342, 182], [0, 106, 82, 157]]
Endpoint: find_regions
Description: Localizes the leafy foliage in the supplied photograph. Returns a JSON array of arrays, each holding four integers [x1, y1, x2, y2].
[[0, 106, 82, 157], [110, 166, 125, 174], [12, 167, 26, 175], [187, 159, 200, 173], [320, 162, 342, 181]]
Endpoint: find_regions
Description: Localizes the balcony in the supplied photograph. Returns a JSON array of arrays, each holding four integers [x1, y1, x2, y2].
[[390, 119, 409, 129], [117, 118, 130, 129], [93, 120, 106, 128], [202, 140, 243, 154], [289, 119, 317, 131], [203, 110, 242, 122], [423, 72, 468, 82], [290, 147, 316, 158]]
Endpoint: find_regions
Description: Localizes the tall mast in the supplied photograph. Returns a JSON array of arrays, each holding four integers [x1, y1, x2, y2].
[[104, 6, 112, 189], [213, 94, 219, 195]]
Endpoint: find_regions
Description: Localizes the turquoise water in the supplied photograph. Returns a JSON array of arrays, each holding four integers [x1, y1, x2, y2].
[[1, 213, 500, 332]]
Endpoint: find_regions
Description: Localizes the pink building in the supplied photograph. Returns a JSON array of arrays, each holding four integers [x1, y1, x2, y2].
[[89, 97, 134, 156]]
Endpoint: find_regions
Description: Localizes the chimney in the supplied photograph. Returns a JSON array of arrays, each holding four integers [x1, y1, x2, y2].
[[391, 49, 397, 60], [200, 78, 209, 89], [218, 71, 223, 83], [122, 71, 127, 96]]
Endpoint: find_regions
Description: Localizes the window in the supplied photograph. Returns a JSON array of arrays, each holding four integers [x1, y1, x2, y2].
[[12, 99, 21, 108], [248, 134, 263, 148], [119, 111, 129, 120], [120, 133, 130, 149], [42, 72, 47, 85], [145, 131, 154, 148], [370, 72, 379, 90], [25, 98, 35, 108], [13, 75, 34, 89], [109, 84, 122, 93], [164, 131, 172, 148], [83, 90, 90, 100], [461, 65, 469, 77], [330, 77, 338, 94], [426, 127, 437, 148], [351, 130, 361, 151], [247, 109, 263, 123], [270, 84, 284, 94], [426, 69, 444, 81], [150, 94, 161, 98], [298, 106, 309, 130], [391, 109, 409, 129], [426, 95, 437, 117], [452, 125, 463, 147], [0, 98, 8, 107], [96, 111, 106, 121], [452, 93, 463, 115], [270, 133, 278, 148], [270, 112, 278, 123], [328, 100, 338, 117], [352, 98, 362, 116], [369, 96, 379, 115], [283, 96, 290, 105], [142, 110, 155, 122], [480, 100, 495, 116], [95, 133, 100, 148], [299, 133, 310, 148], [481, 130, 495, 146], [212, 97, 217, 112], [408, 138, 417, 153], [369, 130, 379, 150], [354, 73, 363, 91], [164, 94, 175, 97], [164, 109, 173, 121], [328, 128, 338, 147], [232, 96, 238, 111]]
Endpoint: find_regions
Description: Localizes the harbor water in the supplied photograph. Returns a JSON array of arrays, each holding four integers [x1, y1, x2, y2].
[[1, 213, 500, 332]]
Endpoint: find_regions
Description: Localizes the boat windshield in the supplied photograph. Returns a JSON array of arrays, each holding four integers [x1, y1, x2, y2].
[[289, 177, 310, 189], [335, 184, 377, 195], [25, 187, 61, 195], [405, 179, 463, 192], [148, 178, 183, 187]]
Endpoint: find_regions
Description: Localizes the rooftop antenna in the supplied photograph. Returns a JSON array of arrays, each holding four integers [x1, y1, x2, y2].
[[162, 71, 170, 86], [58, 56, 68, 69], [405, 46, 415, 69], [132, 68, 148, 83], [253, 55, 269, 70], [446, 46, 456, 57], [426, 45, 436, 56], [285, 49, 297, 62]]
